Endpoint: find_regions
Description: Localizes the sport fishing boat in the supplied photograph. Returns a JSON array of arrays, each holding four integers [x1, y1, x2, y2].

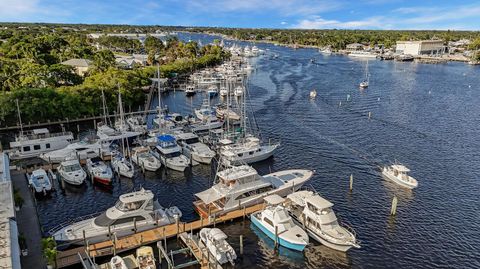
[[28, 169, 53, 195], [111, 152, 135, 178], [194, 165, 313, 218], [286, 190, 360, 252], [251, 195, 309, 251], [220, 136, 279, 165], [131, 146, 161, 171], [154, 135, 189, 172], [382, 164, 418, 189], [9, 128, 74, 160], [57, 159, 86, 186], [86, 157, 113, 185], [136, 246, 156, 269], [51, 188, 182, 245], [176, 132, 215, 164], [200, 228, 237, 265]]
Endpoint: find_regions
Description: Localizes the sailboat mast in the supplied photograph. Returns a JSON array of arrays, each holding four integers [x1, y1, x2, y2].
[[101, 90, 108, 124], [15, 99, 23, 135], [157, 64, 162, 112]]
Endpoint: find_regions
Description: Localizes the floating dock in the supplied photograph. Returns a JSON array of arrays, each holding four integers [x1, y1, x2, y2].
[[56, 203, 263, 268]]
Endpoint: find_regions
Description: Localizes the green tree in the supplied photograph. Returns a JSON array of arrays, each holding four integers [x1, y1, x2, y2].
[[92, 50, 115, 73]]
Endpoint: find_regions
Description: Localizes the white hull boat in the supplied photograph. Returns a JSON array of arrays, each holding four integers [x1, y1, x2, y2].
[[131, 146, 161, 172], [9, 128, 74, 160], [176, 132, 215, 164], [111, 153, 135, 178], [154, 135, 189, 172], [287, 190, 360, 252], [382, 164, 418, 189], [310, 89, 317, 99], [136, 246, 156, 269], [220, 136, 279, 165], [28, 169, 53, 194], [58, 159, 86, 186], [51, 189, 182, 245], [40, 140, 111, 163], [251, 195, 309, 251], [110, 256, 127, 269], [86, 157, 113, 185], [200, 228, 237, 265]]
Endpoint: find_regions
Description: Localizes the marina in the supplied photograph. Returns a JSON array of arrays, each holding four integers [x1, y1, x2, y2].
[[1, 30, 480, 269]]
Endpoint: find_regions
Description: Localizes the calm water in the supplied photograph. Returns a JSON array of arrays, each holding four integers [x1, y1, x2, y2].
[[36, 33, 480, 268]]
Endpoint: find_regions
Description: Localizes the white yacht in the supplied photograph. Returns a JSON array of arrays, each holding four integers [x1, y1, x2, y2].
[[286, 190, 360, 252], [188, 117, 224, 133], [194, 100, 216, 122], [251, 195, 309, 251], [57, 159, 86, 186], [194, 165, 313, 218], [234, 86, 244, 97], [51, 189, 182, 245], [40, 139, 111, 163], [215, 104, 240, 121], [382, 164, 418, 189], [176, 132, 215, 164], [220, 136, 279, 165], [319, 48, 332, 54], [310, 89, 317, 99], [199, 228, 237, 265], [348, 51, 377, 58], [131, 146, 161, 172], [9, 128, 74, 160], [126, 116, 147, 134], [86, 157, 113, 185], [219, 87, 228, 96], [111, 152, 135, 178], [185, 85, 196, 96], [28, 169, 53, 194], [136, 246, 156, 269], [97, 123, 141, 141], [359, 61, 369, 89], [154, 135, 189, 172]]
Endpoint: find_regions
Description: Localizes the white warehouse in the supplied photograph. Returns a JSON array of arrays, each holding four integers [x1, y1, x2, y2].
[[396, 40, 445, 56]]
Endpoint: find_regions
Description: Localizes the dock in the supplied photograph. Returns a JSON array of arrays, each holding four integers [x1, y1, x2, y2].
[[55, 203, 263, 268]]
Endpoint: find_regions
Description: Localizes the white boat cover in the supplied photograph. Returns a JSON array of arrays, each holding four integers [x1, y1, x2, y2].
[[263, 194, 285, 205]]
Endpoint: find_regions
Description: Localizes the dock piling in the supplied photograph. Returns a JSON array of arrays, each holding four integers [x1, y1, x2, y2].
[[368, 111, 372, 120], [274, 226, 278, 250], [391, 196, 398, 215], [240, 235, 244, 255], [349, 174, 353, 191]]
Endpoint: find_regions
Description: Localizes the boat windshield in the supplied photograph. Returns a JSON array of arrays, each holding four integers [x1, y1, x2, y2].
[[115, 200, 144, 212], [64, 163, 81, 172], [164, 151, 181, 158], [185, 138, 199, 144]]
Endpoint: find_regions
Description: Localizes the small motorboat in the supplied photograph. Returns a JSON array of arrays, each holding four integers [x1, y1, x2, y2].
[[28, 169, 53, 195], [131, 146, 161, 172], [110, 256, 127, 269], [200, 228, 237, 265], [250, 195, 309, 251], [359, 80, 369, 89], [382, 164, 418, 189], [111, 152, 135, 178], [234, 86, 243, 97], [310, 89, 317, 99], [185, 85, 196, 96], [86, 157, 113, 185], [219, 87, 228, 96], [136, 246, 156, 269], [57, 159, 86, 186]]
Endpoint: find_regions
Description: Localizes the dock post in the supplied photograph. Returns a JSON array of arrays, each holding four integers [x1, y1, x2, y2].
[[391, 196, 398, 215], [77, 124, 80, 133], [274, 226, 278, 250], [349, 174, 353, 192], [113, 233, 117, 256], [368, 112, 372, 120], [176, 219, 179, 238], [213, 213, 216, 228], [240, 235, 244, 255], [183, 222, 185, 234], [243, 206, 246, 221], [200, 216, 203, 227], [83, 230, 86, 246], [108, 225, 111, 240], [134, 218, 137, 233]]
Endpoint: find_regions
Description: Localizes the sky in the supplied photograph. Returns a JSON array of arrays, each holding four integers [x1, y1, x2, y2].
[[0, 0, 479, 30]]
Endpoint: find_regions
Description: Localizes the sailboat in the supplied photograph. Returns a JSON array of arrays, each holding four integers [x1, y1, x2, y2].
[[359, 61, 369, 89], [111, 91, 135, 178]]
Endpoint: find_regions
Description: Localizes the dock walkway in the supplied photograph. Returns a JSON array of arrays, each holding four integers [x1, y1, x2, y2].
[[56, 203, 263, 268], [11, 170, 47, 269], [178, 232, 222, 269]]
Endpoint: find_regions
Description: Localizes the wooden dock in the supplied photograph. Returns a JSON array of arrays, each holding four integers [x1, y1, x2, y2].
[[178, 233, 222, 269], [56, 203, 263, 268]]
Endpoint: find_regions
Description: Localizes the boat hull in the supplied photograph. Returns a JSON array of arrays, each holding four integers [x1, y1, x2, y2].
[[251, 214, 306, 251], [307, 230, 353, 252], [93, 176, 112, 185], [382, 171, 417, 189]]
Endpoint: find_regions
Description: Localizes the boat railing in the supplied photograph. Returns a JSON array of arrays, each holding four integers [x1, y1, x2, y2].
[[339, 219, 361, 246], [47, 211, 103, 236], [16, 131, 74, 141]]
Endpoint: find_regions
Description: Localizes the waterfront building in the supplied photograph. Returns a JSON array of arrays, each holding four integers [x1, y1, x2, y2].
[[0, 153, 21, 269], [346, 43, 365, 51], [61, 58, 92, 76], [395, 40, 445, 56]]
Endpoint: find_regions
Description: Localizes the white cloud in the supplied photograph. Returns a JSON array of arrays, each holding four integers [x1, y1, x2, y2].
[[0, 0, 38, 19], [294, 16, 386, 29], [281, 21, 287, 25]]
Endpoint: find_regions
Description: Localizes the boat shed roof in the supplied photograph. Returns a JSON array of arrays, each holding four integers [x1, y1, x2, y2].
[[305, 194, 334, 210], [263, 194, 285, 205]]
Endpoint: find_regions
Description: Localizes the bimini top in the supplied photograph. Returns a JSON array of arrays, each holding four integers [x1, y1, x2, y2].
[[209, 228, 228, 241], [305, 194, 334, 210], [158, 134, 176, 143], [264, 194, 285, 205], [391, 164, 410, 172]]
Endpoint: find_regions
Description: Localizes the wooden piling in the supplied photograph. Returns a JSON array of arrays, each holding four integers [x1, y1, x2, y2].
[[240, 235, 244, 255], [368, 111, 372, 119], [274, 226, 278, 249], [134, 218, 137, 233], [83, 230, 86, 246], [349, 174, 353, 191], [391, 196, 398, 215]]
